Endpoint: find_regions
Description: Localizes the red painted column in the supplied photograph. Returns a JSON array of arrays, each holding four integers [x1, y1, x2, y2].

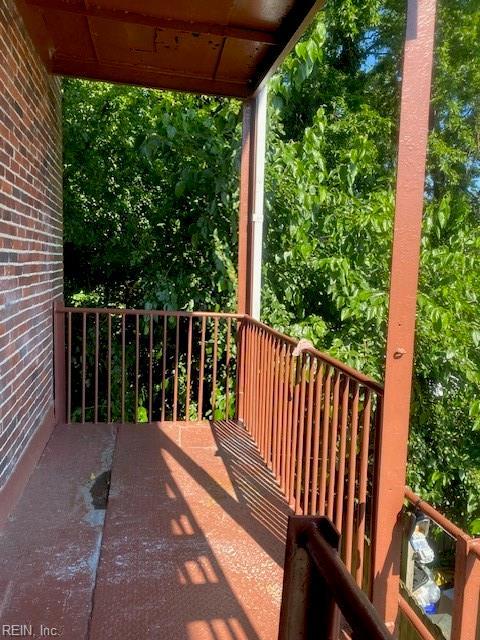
[[237, 99, 255, 315], [371, 0, 437, 628]]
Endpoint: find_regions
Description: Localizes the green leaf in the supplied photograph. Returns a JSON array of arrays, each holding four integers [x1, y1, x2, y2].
[[470, 519, 480, 536]]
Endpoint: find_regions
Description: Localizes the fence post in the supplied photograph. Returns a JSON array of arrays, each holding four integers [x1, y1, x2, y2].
[[53, 299, 66, 424], [278, 516, 340, 640], [451, 538, 480, 640]]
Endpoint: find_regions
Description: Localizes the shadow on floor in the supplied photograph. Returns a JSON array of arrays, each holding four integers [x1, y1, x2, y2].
[[89, 421, 288, 640]]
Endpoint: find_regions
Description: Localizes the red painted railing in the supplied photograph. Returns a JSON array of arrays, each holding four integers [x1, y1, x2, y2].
[[56, 306, 241, 423], [237, 317, 383, 592]]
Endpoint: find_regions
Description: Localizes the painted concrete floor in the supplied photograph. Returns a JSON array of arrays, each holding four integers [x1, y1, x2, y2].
[[0, 421, 291, 639]]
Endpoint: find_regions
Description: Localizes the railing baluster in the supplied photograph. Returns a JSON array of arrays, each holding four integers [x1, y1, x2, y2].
[[310, 362, 324, 515], [198, 316, 206, 420], [107, 313, 111, 423], [272, 340, 284, 478], [94, 312, 99, 423], [242, 322, 250, 428], [236, 318, 246, 421], [162, 315, 167, 422], [254, 325, 261, 439], [225, 317, 231, 420], [67, 311, 72, 424], [121, 314, 126, 423], [148, 314, 153, 422], [257, 329, 265, 454], [294, 356, 308, 513], [247, 323, 254, 435], [277, 344, 287, 482], [303, 357, 316, 515], [356, 388, 371, 587], [288, 355, 301, 506], [319, 367, 332, 515], [345, 382, 359, 572], [259, 330, 267, 458], [186, 316, 193, 421], [82, 312, 86, 423], [135, 314, 139, 424], [327, 370, 341, 521], [281, 348, 292, 493], [335, 376, 350, 531], [173, 316, 179, 422], [267, 334, 274, 463], [252, 325, 259, 441], [249, 325, 258, 439], [211, 317, 218, 418], [270, 338, 280, 471], [265, 332, 273, 460]]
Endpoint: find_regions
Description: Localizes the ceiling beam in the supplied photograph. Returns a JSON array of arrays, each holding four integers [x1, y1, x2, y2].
[[50, 56, 252, 98], [25, 0, 279, 45]]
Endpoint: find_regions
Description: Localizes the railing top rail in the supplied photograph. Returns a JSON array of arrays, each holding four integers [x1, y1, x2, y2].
[[246, 317, 384, 395], [57, 306, 244, 320], [405, 486, 473, 544], [56, 304, 383, 393]]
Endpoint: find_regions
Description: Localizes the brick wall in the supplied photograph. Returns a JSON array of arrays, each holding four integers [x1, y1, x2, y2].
[[0, 0, 63, 488]]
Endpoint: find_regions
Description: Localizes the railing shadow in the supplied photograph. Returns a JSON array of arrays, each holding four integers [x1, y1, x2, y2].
[[90, 421, 288, 639], [159, 420, 291, 568]]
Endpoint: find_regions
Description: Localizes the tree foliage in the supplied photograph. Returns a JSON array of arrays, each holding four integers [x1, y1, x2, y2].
[[63, 0, 480, 532], [64, 86, 241, 310]]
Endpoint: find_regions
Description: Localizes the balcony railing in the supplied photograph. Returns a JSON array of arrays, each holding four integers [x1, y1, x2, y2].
[[237, 317, 383, 594], [53, 305, 480, 639], [57, 306, 241, 423]]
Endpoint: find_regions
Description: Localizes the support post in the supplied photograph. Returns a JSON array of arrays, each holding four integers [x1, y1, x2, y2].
[[237, 100, 254, 316], [250, 86, 267, 320], [237, 88, 267, 318], [451, 539, 480, 640], [371, 0, 437, 628], [53, 299, 66, 424]]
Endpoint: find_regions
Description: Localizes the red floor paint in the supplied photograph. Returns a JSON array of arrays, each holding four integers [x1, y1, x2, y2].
[[0, 421, 290, 640], [0, 424, 117, 639]]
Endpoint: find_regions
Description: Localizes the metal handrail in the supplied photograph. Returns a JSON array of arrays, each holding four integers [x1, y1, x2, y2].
[[238, 316, 383, 591], [59, 305, 243, 319], [245, 317, 383, 394], [279, 516, 392, 640], [55, 305, 241, 423], [405, 487, 471, 542]]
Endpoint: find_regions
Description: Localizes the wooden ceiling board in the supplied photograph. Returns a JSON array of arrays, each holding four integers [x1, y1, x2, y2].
[[92, 0, 233, 25], [216, 39, 269, 83], [16, 0, 324, 97], [43, 10, 97, 60], [229, 0, 297, 31], [89, 19, 223, 78]]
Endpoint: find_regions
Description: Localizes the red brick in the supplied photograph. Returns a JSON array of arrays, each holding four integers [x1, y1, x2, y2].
[[0, 0, 62, 488]]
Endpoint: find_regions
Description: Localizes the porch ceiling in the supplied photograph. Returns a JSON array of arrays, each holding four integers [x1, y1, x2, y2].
[[15, 0, 323, 97]]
